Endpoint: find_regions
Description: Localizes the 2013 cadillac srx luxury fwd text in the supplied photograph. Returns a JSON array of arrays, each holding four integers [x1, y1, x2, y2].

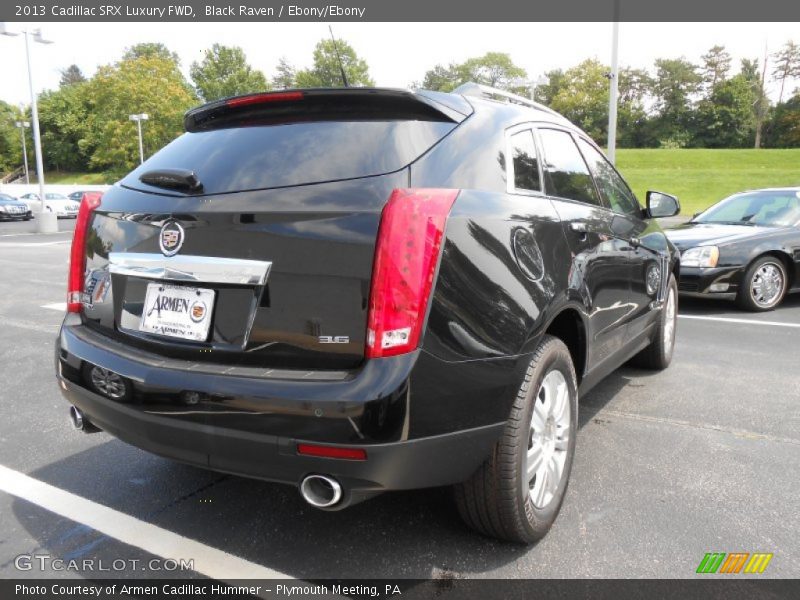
[[55, 85, 681, 543]]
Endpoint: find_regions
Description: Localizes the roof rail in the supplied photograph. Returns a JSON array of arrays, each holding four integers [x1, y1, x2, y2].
[[453, 82, 561, 117]]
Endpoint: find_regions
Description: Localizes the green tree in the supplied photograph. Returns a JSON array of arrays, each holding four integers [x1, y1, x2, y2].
[[414, 63, 462, 92], [771, 41, 800, 104], [459, 52, 527, 90], [59, 64, 86, 87], [766, 92, 800, 147], [272, 57, 297, 89], [295, 39, 374, 87], [617, 67, 654, 147], [190, 44, 268, 102], [122, 43, 179, 64], [82, 52, 197, 174], [0, 101, 24, 173], [701, 45, 732, 91], [38, 83, 92, 171], [536, 69, 566, 106], [651, 58, 702, 146], [414, 53, 527, 93], [549, 59, 610, 140], [692, 73, 758, 147]]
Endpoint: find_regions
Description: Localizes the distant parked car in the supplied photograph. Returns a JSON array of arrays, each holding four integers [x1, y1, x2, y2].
[[0, 193, 33, 221], [666, 187, 800, 311], [18, 192, 80, 218], [68, 191, 94, 203]]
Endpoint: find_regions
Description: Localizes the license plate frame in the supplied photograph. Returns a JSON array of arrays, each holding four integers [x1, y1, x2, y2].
[[140, 283, 215, 342]]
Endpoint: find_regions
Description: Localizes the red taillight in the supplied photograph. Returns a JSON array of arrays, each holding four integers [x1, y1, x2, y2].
[[297, 443, 367, 461], [67, 192, 102, 313], [225, 91, 304, 108], [365, 188, 459, 359]]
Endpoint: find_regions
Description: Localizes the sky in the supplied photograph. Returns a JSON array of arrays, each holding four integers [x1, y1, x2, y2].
[[1, 21, 799, 107]]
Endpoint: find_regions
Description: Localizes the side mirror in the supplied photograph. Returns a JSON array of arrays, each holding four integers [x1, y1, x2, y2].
[[646, 191, 680, 218]]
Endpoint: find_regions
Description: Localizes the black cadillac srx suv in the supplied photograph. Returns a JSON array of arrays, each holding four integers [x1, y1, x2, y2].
[[56, 85, 681, 543]]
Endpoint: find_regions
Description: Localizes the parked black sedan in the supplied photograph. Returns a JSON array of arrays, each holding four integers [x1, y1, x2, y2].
[[0, 193, 33, 221], [666, 188, 800, 311]]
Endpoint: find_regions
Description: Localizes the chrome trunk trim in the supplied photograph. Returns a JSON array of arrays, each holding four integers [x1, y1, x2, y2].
[[109, 252, 272, 285]]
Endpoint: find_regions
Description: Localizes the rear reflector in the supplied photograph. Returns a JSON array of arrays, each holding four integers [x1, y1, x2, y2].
[[226, 91, 304, 108], [297, 443, 367, 461], [67, 192, 103, 313], [365, 188, 459, 358]]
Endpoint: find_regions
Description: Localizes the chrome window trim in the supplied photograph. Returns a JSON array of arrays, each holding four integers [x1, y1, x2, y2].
[[109, 252, 272, 286]]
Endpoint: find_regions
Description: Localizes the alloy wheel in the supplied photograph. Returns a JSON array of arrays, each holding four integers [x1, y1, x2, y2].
[[525, 369, 571, 509]]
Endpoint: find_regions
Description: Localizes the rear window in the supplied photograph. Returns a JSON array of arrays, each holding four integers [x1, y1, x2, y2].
[[122, 120, 455, 196]]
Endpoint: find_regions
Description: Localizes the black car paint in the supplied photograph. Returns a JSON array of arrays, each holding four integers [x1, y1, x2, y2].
[[56, 89, 678, 505], [667, 221, 800, 296]]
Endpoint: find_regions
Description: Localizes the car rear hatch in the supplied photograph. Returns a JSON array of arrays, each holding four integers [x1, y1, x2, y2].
[[78, 88, 469, 370]]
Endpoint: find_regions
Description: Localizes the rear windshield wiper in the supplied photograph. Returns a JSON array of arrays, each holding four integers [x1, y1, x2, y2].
[[139, 168, 203, 193]]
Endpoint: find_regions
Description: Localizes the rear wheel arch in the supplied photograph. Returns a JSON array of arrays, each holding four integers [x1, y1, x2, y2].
[[541, 308, 587, 385]]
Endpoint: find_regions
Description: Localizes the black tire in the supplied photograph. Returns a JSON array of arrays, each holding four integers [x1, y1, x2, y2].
[[454, 335, 578, 543], [631, 274, 678, 370], [736, 256, 788, 312]]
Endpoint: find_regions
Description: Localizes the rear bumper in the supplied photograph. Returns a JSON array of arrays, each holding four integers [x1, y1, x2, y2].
[[677, 265, 742, 299], [55, 321, 508, 500], [58, 377, 502, 504]]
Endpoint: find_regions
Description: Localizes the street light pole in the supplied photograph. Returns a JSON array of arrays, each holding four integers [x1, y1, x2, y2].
[[15, 120, 30, 184], [24, 30, 53, 215], [1, 24, 54, 231], [606, 4, 621, 165], [129, 113, 149, 164]]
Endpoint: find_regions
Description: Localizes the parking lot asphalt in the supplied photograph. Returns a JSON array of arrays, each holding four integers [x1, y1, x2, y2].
[[0, 223, 797, 581]]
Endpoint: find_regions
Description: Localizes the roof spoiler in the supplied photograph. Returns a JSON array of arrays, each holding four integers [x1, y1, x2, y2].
[[184, 88, 472, 132]]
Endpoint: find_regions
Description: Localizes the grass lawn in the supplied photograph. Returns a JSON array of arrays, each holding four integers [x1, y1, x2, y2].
[[29, 172, 111, 185], [616, 149, 800, 216]]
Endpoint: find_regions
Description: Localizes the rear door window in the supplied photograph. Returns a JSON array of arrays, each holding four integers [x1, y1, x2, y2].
[[509, 129, 541, 192], [122, 120, 456, 196], [537, 128, 602, 207]]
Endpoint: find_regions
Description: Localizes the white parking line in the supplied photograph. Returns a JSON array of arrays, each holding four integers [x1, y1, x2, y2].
[[0, 464, 289, 580], [0, 231, 72, 238], [41, 302, 67, 312], [0, 241, 71, 247], [678, 314, 800, 328]]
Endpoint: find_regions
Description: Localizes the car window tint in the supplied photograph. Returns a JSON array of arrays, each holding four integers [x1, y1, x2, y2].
[[510, 129, 540, 192], [576, 138, 641, 217], [698, 191, 800, 226], [538, 129, 601, 206], [122, 120, 456, 196]]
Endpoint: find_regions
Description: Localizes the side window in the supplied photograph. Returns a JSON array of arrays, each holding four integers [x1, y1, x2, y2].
[[509, 129, 540, 192], [577, 138, 641, 217], [537, 129, 601, 207]]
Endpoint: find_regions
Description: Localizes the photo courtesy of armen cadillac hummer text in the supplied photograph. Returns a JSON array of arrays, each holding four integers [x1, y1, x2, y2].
[[56, 86, 681, 543]]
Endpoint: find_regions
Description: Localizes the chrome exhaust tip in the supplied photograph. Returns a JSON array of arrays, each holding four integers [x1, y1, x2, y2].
[[299, 475, 343, 509], [69, 405, 99, 433], [69, 405, 85, 430]]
